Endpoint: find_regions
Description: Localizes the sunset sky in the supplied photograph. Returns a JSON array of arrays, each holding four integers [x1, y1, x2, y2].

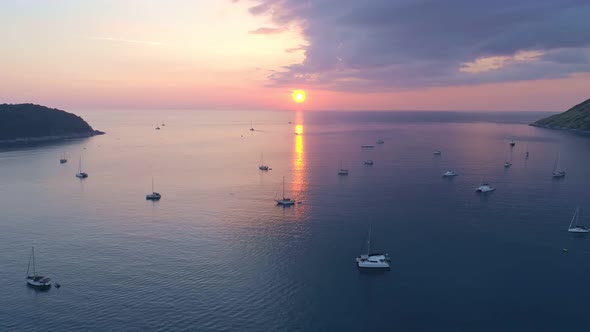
[[1, 0, 589, 111]]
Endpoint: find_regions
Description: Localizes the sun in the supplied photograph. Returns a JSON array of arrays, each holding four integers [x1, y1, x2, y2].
[[292, 90, 306, 103]]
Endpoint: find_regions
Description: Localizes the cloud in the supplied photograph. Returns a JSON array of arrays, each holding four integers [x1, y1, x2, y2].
[[239, 0, 590, 91], [88, 37, 167, 46], [248, 27, 287, 35]]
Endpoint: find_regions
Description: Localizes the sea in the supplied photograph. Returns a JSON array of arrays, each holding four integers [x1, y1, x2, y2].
[[1, 109, 590, 331]]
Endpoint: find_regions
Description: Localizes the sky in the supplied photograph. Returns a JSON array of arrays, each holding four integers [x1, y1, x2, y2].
[[1, 0, 589, 111]]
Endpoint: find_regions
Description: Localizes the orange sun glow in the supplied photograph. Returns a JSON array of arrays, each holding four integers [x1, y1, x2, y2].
[[292, 90, 306, 103]]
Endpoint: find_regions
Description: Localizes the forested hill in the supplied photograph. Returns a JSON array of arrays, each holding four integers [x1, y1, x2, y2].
[[0, 103, 104, 142], [531, 99, 590, 132]]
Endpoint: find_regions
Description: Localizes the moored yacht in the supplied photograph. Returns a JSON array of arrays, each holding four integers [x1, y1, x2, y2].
[[433, 150, 442, 155], [552, 153, 566, 178], [60, 151, 67, 164], [356, 225, 390, 269], [376, 139, 385, 144], [442, 170, 457, 177], [568, 206, 589, 233], [26, 247, 51, 289], [504, 161, 512, 168], [259, 153, 270, 171], [361, 144, 375, 148], [75, 156, 88, 178], [510, 139, 516, 147], [364, 160, 374, 165], [146, 178, 162, 200], [338, 161, 349, 175], [476, 182, 495, 193], [275, 176, 295, 206]]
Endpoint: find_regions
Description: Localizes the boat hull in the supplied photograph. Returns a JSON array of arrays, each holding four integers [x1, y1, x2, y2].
[[568, 228, 590, 233], [75, 173, 88, 178], [276, 200, 295, 206]]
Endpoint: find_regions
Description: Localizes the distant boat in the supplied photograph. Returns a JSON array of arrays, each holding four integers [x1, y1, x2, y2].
[[568, 206, 589, 233], [338, 161, 349, 175], [59, 151, 67, 164], [552, 153, 566, 178], [442, 170, 458, 177], [161, 123, 165, 126], [433, 150, 442, 155], [476, 179, 495, 193], [510, 139, 516, 147], [155, 125, 161, 130], [259, 153, 270, 171], [361, 144, 375, 148], [146, 177, 162, 200], [356, 224, 390, 269], [504, 161, 512, 168], [250, 121, 255, 131], [75, 156, 88, 178], [526, 151, 529, 158], [364, 160, 374, 165], [376, 139, 385, 144], [275, 176, 295, 206], [26, 247, 51, 289]]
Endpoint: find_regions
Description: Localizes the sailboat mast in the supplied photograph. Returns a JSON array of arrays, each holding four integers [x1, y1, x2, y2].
[[367, 224, 372, 255], [569, 206, 579, 229], [282, 176, 285, 199], [152, 177, 154, 193], [32, 247, 36, 276], [79, 156, 82, 173]]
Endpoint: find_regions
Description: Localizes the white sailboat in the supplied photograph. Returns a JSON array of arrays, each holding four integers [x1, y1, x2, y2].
[[568, 206, 589, 233], [433, 150, 442, 155], [552, 153, 566, 178], [26, 247, 51, 289], [356, 224, 390, 269], [275, 176, 295, 206], [259, 153, 270, 171], [75, 156, 88, 178], [146, 177, 162, 200]]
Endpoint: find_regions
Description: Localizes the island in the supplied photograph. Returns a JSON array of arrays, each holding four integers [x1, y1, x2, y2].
[[0, 103, 104, 144], [531, 98, 590, 134]]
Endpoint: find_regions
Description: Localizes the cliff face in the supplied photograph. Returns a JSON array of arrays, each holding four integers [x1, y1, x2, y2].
[[531, 99, 590, 132], [0, 103, 104, 142]]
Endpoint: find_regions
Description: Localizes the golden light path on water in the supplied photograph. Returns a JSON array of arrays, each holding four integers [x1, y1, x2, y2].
[[291, 110, 307, 217]]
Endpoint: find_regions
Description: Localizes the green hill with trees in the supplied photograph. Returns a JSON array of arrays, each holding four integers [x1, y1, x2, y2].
[[0, 103, 104, 143]]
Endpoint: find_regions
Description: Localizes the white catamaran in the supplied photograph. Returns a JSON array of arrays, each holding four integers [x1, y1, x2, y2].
[[552, 153, 566, 178], [275, 176, 295, 206], [356, 224, 391, 269], [26, 247, 52, 289], [568, 206, 589, 233], [75, 156, 88, 178]]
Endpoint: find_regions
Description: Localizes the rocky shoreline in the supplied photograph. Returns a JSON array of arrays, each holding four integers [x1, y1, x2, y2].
[[529, 123, 590, 135], [0, 130, 105, 145]]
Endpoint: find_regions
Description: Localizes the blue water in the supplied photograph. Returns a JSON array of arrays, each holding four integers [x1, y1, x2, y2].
[[1, 110, 590, 331]]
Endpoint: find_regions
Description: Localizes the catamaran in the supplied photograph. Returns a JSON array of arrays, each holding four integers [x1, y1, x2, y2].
[[26, 247, 52, 289], [75, 156, 88, 178], [146, 177, 162, 200], [356, 224, 391, 269], [275, 176, 295, 206], [568, 206, 589, 233], [552, 153, 566, 178]]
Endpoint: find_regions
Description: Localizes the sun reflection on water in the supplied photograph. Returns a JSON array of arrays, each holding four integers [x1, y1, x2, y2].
[[291, 111, 307, 212]]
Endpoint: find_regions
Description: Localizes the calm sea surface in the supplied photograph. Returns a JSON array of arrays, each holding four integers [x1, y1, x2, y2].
[[1, 110, 590, 331]]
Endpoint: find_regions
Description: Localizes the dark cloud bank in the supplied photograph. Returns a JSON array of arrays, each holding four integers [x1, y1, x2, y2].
[[239, 0, 590, 91]]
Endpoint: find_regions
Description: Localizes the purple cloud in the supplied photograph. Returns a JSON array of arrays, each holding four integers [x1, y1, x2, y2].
[[242, 0, 590, 90]]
